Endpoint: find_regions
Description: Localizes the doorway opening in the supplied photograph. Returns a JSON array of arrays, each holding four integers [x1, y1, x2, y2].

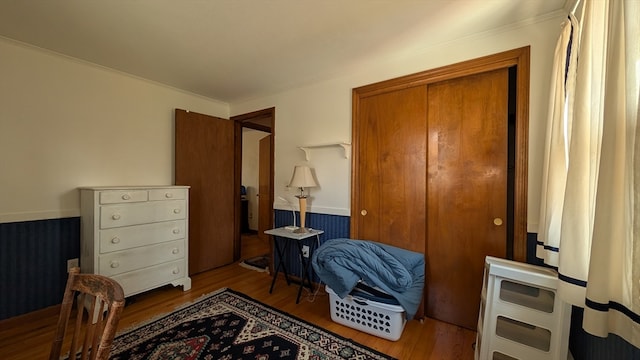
[[232, 108, 275, 269]]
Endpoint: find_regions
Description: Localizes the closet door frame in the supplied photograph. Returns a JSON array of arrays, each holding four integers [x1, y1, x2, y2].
[[351, 46, 530, 262]]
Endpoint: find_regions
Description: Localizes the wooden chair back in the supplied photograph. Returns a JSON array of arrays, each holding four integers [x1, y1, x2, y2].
[[49, 267, 125, 360]]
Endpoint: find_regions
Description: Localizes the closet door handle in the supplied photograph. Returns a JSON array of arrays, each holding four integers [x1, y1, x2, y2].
[[493, 218, 503, 226], [361, 210, 368, 216]]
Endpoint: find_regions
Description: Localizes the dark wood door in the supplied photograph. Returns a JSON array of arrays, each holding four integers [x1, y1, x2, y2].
[[426, 68, 509, 329], [175, 109, 237, 275]]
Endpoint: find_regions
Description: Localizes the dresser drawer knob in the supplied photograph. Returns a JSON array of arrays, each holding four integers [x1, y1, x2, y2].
[[172, 228, 180, 234], [173, 208, 181, 214], [172, 268, 180, 274], [165, 192, 174, 198], [111, 237, 120, 244], [172, 248, 179, 254], [110, 261, 119, 268], [122, 194, 131, 200], [112, 214, 121, 220]]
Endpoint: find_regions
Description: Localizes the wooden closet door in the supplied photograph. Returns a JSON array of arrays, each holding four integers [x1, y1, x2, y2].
[[352, 86, 427, 255], [175, 109, 237, 275], [426, 68, 509, 329], [353, 47, 529, 330]]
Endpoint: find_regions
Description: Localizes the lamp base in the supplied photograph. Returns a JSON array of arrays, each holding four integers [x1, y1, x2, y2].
[[293, 227, 309, 234]]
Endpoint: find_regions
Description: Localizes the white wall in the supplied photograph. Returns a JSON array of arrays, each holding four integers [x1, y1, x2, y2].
[[231, 13, 567, 232], [0, 37, 229, 223], [0, 11, 566, 230]]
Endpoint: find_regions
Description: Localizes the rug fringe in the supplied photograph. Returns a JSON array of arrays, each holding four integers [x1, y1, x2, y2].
[[116, 287, 229, 336]]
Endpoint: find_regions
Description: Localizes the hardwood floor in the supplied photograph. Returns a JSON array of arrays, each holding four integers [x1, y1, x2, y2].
[[0, 233, 476, 359]]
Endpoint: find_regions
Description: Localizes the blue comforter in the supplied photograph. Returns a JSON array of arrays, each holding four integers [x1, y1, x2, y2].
[[312, 238, 425, 320]]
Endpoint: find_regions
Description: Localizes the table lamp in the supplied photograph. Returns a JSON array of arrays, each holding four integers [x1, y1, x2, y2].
[[288, 165, 318, 233]]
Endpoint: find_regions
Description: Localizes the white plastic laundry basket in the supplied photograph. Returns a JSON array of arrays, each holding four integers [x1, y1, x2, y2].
[[325, 285, 406, 341]]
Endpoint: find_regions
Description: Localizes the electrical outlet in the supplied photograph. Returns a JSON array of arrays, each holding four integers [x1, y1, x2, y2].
[[302, 245, 310, 258], [67, 258, 79, 272]]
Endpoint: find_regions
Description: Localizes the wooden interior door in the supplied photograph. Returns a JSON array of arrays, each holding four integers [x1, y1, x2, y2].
[[258, 135, 273, 243], [426, 68, 509, 329], [175, 109, 237, 275]]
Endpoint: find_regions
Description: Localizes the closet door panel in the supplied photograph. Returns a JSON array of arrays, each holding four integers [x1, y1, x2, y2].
[[426, 68, 509, 329], [352, 86, 427, 254]]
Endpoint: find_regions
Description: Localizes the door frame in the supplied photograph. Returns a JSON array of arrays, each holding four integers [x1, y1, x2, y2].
[[351, 46, 529, 262], [231, 107, 275, 259]]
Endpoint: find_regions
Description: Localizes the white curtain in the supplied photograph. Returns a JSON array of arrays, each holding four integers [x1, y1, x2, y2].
[[536, 12, 580, 283], [537, 0, 640, 348]]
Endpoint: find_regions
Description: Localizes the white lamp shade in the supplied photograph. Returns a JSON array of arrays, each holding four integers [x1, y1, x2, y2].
[[289, 165, 318, 188]]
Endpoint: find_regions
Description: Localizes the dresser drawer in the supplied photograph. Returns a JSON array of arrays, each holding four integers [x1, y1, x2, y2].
[[99, 190, 148, 204], [111, 259, 186, 297], [149, 188, 187, 201], [99, 220, 186, 253], [98, 239, 185, 276], [99, 200, 186, 229]]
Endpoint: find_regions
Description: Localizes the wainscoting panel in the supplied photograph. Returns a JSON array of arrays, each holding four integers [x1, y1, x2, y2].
[[273, 210, 349, 282], [0, 217, 80, 320], [570, 306, 640, 359]]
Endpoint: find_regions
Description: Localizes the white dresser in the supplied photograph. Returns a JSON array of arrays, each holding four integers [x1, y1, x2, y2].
[[79, 186, 191, 297]]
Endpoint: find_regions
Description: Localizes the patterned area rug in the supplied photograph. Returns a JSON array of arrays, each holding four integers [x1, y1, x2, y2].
[[110, 288, 395, 360], [239, 255, 270, 273]]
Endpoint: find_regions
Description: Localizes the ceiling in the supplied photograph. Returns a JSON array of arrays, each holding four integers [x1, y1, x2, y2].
[[0, 0, 567, 103]]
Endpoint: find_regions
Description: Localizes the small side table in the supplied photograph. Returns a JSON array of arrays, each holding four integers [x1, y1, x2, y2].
[[265, 227, 324, 304]]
